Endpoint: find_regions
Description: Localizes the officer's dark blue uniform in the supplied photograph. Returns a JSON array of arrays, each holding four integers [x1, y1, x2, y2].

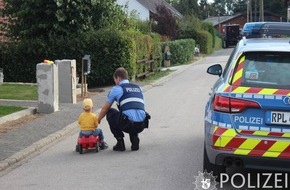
[[106, 79, 148, 151]]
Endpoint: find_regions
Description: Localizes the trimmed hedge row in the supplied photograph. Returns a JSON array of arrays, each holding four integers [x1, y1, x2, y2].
[[195, 31, 213, 54], [127, 31, 161, 75], [162, 39, 195, 65], [0, 29, 162, 87], [214, 36, 223, 50], [178, 29, 213, 54]]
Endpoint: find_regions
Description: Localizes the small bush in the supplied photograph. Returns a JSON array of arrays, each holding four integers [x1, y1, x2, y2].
[[202, 22, 216, 48], [162, 39, 195, 65], [214, 36, 223, 50], [195, 31, 213, 54]]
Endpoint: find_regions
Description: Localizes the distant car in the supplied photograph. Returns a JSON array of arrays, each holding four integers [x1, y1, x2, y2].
[[204, 22, 290, 177]]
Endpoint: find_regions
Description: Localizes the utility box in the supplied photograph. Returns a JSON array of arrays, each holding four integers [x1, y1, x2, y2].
[[55, 59, 77, 104], [36, 63, 59, 114], [0, 68, 3, 84]]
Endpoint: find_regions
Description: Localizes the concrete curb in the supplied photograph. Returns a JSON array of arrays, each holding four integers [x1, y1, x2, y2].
[[0, 58, 203, 172], [0, 107, 37, 125], [0, 121, 79, 172]]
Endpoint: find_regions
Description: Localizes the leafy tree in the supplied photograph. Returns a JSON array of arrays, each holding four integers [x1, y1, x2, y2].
[[212, 0, 234, 15], [170, 0, 200, 17], [232, 0, 247, 14], [151, 4, 179, 40], [211, 0, 287, 18], [199, 0, 213, 19], [1, 0, 125, 40], [264, 0, 287, 18]]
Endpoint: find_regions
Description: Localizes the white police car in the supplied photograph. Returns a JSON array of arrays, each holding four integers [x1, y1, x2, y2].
[[204, 22, 290, 177]]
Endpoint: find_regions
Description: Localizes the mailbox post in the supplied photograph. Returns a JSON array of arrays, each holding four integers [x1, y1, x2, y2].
[[164, 45, 171, 67], [0, 68, 3, 84], [81, 55, 91, 97]]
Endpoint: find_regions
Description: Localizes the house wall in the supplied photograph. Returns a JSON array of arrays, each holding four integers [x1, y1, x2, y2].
[[116, 0, 150, 21], [214, 13, 283, 35], [214, 15, 247, 34]]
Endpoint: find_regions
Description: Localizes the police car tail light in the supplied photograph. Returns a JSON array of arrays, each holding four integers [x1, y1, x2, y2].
[[213, 95, 260, 113], [230, 98, 260, 113], [213, 95, 230, 112]]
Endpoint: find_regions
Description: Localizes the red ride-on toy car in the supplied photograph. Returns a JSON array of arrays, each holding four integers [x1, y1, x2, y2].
[[75, 135, 101, 154]]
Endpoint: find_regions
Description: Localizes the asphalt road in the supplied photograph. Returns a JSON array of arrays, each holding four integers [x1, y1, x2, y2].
[[0, 49, 232, 190]]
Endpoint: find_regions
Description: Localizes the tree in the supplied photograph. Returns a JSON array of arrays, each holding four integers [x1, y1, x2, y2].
[[1, 0, 125, 40], [199, 0, 215, 19], [211, 0, 226, 16], [151, 4, 179, 40], [211, 0, 287, 18], [264, 0, 287, 18], [232, 0, 247, 14], [170, 0, 200, 17]]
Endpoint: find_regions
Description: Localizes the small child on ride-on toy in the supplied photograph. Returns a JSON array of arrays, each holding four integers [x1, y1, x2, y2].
[[76, 98, 108, 153]]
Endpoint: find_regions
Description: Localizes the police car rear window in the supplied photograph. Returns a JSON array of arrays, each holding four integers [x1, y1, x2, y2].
[[240, 52, 290, 89]]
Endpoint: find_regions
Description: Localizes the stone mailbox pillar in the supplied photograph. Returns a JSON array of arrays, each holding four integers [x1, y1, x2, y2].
[[36, 63, 59, 113], [0, 68, 4, 84], [55, 59, 77, 104]]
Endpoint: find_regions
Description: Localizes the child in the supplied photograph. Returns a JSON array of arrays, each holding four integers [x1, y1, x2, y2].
[[78, 98, 108, 150]]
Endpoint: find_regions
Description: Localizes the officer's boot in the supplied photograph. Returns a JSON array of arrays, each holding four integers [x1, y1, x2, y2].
[[113, 138, 125, 151], [130, 134, 140, 151]]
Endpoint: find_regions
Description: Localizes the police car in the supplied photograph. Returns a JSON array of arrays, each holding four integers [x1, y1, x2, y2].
[[204, 22, 290, 177]]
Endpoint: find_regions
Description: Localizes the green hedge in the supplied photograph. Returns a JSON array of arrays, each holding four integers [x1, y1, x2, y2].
[[214, 36, 223, 50], [195, 31, 213, 54], [0, 39, 47, 83], [202, 22, 216, 49], [178, 29, 213, 54], [0, 29, 163, 86], [0, 31, 96, 83], [87, 28, 136, 87], [127, 31, 161, 75], [162, 39, 195, 65]]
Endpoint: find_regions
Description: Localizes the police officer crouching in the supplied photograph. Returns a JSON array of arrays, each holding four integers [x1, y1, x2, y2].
[[98, 67, 150, 151]]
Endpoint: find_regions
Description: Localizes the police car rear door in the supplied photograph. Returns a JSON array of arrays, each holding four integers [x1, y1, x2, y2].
[[229, 51, 290, 137]]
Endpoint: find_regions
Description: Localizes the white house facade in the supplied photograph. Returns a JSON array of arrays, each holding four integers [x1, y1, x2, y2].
[[116, 0, 150, 21]]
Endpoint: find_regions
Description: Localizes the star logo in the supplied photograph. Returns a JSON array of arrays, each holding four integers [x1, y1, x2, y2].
[[193, 170, 218, 190]]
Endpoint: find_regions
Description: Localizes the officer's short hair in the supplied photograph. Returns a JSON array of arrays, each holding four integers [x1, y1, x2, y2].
[[114, 67, 128, 79]]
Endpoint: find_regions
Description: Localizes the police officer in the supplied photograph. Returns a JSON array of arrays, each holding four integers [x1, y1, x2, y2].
[[98, 67, 149, 151]]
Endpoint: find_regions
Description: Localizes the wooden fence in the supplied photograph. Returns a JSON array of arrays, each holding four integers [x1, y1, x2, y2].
[[136, 56, 161, 79]]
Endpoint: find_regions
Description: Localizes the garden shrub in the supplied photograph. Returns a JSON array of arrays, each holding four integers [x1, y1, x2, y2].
[[202, 22, 216, 48], [161, 39, 195, 65], [87, 28, 136, 87], [214, 36, 223, 50], [0, 31, 97, 83], [0, 28, 163, 86], [125, 30, 161, 77], [195, 31, 213, 54]]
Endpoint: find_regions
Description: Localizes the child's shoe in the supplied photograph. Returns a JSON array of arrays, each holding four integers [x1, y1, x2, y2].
[[99, 141, 109, 150]]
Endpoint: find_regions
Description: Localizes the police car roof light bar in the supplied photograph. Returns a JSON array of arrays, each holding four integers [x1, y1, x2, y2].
[[242, 22, 290, 38]]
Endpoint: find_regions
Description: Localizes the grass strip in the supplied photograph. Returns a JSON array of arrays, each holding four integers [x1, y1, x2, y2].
[[0, 84, 37, 100], [0, 105, 25, 117]]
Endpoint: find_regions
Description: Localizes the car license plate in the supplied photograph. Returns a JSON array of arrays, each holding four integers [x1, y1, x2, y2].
[[266, 111, 290, 125]]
